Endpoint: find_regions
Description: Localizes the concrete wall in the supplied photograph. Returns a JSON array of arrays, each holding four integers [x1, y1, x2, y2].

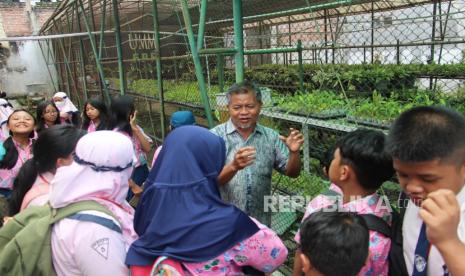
[[0, 2, 58, 97]]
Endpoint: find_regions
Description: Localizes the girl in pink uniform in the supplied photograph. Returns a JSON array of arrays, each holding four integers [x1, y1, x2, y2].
[[8, 125, 85, 215], [49, 131, 138, 276], [81, 98, 108, 133], [0, 109, 35, 199], [108, 95, 152, 199], [36, 100, 61, 134], [53, 92, 80, 126]]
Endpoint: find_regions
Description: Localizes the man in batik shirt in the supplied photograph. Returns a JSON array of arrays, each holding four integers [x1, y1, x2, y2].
[[211, 80, 304, 226]]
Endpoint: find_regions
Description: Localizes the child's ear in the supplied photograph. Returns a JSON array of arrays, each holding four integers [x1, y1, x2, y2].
[[322, 166, 328, 177], [459, 162, 465, 186], [340, 164, 350, 181], [300, 252, 312, 274], [56, 156, 73, 168]]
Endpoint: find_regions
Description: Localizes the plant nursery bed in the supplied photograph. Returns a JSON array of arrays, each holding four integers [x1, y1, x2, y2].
[[346, 116, 391, 130], [273, 107, 346, 120]]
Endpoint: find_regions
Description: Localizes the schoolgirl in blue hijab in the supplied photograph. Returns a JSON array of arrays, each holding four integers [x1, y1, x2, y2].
[[126, 126, 287, 276], [126, 126, 260, 265]]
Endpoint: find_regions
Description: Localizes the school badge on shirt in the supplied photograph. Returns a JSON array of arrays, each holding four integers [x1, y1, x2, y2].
[[92, 238, 109, 259], [414, 254, 427, 273]]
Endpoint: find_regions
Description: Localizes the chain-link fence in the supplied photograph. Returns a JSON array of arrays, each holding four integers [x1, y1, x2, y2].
[[39, 0, 465, 120]]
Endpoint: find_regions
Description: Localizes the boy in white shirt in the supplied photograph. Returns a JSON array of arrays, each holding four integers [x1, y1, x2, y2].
[[386, 106, 465, 276]]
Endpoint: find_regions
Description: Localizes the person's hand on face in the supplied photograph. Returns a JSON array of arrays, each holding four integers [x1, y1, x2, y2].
[[419, 189, 461, 249], [130, 111, 138, 130]]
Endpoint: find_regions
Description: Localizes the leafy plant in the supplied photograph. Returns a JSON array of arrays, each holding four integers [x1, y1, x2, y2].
[[272, 171, 329, 198], [208, 63, 465, 96], [349, 89, 450, 124], [276, 90, 349, 116], [163, 81, 219, 105], [446, 86, 465, 115], [312, 68, 346, 91], [349, 91, 409, 123]]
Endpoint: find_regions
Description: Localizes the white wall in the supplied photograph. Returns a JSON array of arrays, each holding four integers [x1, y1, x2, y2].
[[0, 40, 57, 97]]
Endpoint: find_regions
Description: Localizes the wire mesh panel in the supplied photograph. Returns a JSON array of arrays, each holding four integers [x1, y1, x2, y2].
[[39, 0, 465, 127]]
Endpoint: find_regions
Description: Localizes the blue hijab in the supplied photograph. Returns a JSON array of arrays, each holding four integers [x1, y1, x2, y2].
[[126, 126, 260, 265]]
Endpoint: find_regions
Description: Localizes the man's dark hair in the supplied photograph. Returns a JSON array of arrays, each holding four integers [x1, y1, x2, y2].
[[300, 211, 369, 276], [226, 80, 262, 104], [386, 106, 465, 164], [337, 128, 394, 190]]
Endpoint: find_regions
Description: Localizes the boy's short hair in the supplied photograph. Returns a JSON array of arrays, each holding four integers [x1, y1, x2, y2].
[[226, 80, 262, 104], [386, 106, 465, 164], [300, 211, 369, 276], [337, 128, 394, 190]]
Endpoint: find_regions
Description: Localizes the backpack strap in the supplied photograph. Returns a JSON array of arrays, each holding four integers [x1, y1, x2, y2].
[[321, 188, 341, 198], [322, 189, 392, 237], [242, 266, 265, 275], [66, 213, 122, 233], [360, 214, 391, 238], [398, 192, 408, 218], [50, 200, 118, 225], [392, 191, 408, 259]]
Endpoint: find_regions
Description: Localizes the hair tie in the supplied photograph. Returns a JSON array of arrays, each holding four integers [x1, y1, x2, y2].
[[73, 153, 133, 172]]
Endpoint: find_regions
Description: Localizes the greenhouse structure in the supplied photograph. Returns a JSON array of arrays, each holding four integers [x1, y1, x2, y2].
[[1, 0, 464, 272]]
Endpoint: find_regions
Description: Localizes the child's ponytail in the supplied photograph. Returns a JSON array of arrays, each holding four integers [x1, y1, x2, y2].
[[9, 159, 39, 215], [0, 137, 19, 169]]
